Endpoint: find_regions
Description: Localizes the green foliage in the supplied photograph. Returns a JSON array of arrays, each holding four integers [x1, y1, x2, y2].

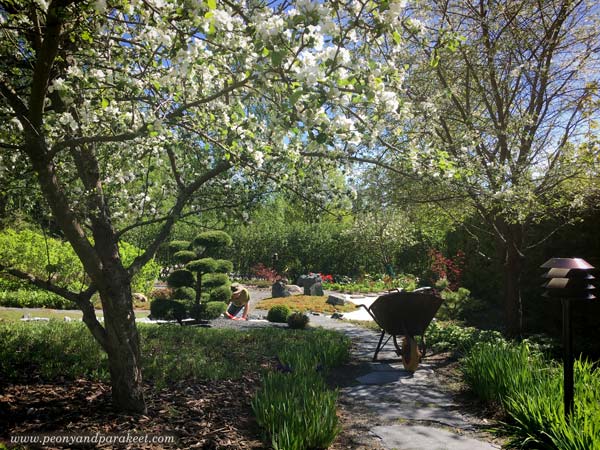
[[462, 343, 600, 449], [424, 321, 504, 355], [0, 322, 349, 391], [150, 298, 186, 321], [437, 287, 478, 321], [186, 258, 217, 273], [172, 286, 196, 301], [193, 301, 227, 320], [214, 259, 233, 273], [0, 287, 76, 309], [0, 228, 159, 297], [323, 273, 419, 294], [166, 269, 195, 288], [251, 336, 348, 450], [119, 241, 161, 295], [287, 312, 309, 329], [168, 240, 191, 252], [202, 272, 229, 289], [209, 285, 231, 303], [267, 305, 290, 323], [193, 231, 232, 254], [172, 250, 196, 264]]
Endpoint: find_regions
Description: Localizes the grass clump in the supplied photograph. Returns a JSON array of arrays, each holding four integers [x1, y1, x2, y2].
[[252, 335, 349, 450], [462, 341, 600, 449], [258, 295, 357, 314], [0, 321, 349, 390]]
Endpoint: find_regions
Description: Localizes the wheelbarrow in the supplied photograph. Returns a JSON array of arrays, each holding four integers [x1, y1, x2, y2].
[[358, 289, 443, 371]]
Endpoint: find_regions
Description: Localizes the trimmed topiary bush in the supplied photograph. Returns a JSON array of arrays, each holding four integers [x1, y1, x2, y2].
[[214, 259, 234, 273], [168, 240, 191, 252], [203, 301, 228, 320], [193, 231, 233, 249], [267, 305, 291, 323], [150, 298, 186, 321], [172, 286, 196, 301], [209, 285, 232, 302], [173, 250, 196, 264], [287, 312, 310, 329], [186, 258, 218, 273], [202, 272, 230, 288], [167, 269, 195, 288]]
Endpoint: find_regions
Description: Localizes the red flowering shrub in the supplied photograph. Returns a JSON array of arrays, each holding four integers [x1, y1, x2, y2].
[[428, 249, 465, 291], [319, 273, 334, 283], [251, 263, 279, 282]]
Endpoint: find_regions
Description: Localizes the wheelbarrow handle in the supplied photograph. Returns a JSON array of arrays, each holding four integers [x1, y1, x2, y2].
[[357, 304, 378, 322]]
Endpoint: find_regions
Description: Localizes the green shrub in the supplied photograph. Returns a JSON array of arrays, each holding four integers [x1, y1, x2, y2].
[[214, 259, 234, 273], [172, 286, 195, 301], [193, 231, 233, 250], [186, 258, 217, 273], [150, 298, 186, 321], [267, 305, 290, 323], [173, 250, 196, 264], [287, 312, 309, 329], [150, 287, 172, 300], [119, 241, 161, 295], [198, 301, 227, 320], [424, 321, 504, 355], [0, 289, 76, 309], [209, 285, 231, 302], [168, 240, 190, 252], [166, 269, 195, 288], [202, 272, 229, 288]]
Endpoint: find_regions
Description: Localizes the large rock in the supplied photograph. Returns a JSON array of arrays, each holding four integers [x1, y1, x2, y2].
[[271, 280, 291, 298], [297, 274, 322, 295], [133, 292, 148, 303], [287, 284, 303, 295], [309, 281, 324, 296], [326, 294, 347, 306]]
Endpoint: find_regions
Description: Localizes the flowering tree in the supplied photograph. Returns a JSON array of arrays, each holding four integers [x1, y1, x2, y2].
[[0, 0, 411, 412]]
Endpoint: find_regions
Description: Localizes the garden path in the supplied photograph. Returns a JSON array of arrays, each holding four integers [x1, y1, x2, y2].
[[305, 314, 502, 450]]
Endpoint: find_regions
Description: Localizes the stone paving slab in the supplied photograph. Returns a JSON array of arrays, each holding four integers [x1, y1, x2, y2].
[[372, 425, 501, 450]]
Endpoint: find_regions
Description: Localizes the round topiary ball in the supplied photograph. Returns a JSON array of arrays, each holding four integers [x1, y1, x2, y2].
[[167, 269, 195, 288], [193, 231, 233, 249], [169, 240, 191, 252], [287, 312, 310, 329], [214, 259, 234, 273], [186, 258, 217, 273], [172, 286, 196, 301], [209, 285, 232, 302], [173, 250, 197, 264], [267, 305, 291, 323], [202, 272, 230, 288]]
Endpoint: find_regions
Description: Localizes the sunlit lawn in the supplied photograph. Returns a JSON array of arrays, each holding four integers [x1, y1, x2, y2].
[[256, 295, 357, 314], [0, 308, 150, 322]]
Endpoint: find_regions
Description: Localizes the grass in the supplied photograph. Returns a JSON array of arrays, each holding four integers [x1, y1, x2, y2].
[[462, 341, 600, 449], [256, 295, 357, 314], [0, 320, 350, 388]]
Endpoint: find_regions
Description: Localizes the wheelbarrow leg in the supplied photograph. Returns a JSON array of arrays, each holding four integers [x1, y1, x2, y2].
[[373, 330, 386, 361]]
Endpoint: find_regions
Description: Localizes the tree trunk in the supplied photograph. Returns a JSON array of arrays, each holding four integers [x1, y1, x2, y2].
[[98, 268, 146, 413], [501, 223, 524, 338], [195, 272, 202, 305]]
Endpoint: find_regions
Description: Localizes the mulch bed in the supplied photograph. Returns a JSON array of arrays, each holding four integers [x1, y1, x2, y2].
[[0, 377, 267, 449]]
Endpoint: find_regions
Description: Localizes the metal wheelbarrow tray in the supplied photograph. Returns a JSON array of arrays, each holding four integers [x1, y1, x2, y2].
[[359, 289, 443, 371]]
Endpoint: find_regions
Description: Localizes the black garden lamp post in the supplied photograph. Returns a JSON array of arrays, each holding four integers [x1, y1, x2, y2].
[[541, 257, 595, 420], [272, 252, 279, 274]]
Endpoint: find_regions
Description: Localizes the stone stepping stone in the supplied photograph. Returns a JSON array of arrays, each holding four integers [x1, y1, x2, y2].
[[372, 425, 501, 450]]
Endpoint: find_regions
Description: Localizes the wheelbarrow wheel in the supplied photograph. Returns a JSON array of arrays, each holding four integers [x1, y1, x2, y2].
[[400, 336, 421, 372]]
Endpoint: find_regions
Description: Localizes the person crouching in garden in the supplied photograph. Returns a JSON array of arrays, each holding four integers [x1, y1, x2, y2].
[[225, 283, 250, 320]]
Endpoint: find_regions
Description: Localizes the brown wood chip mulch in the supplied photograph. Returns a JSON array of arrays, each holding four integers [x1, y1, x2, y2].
[[0, 377, 267, 449]]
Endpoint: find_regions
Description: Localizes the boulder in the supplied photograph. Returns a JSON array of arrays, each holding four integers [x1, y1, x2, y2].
[[326, 294, 347, 306], [309, 281, 324, 296], [297, 274, 322, 295], [271, 280, 291, 298], [133, 292, 148, 303], [287, 284, 303, 295]]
